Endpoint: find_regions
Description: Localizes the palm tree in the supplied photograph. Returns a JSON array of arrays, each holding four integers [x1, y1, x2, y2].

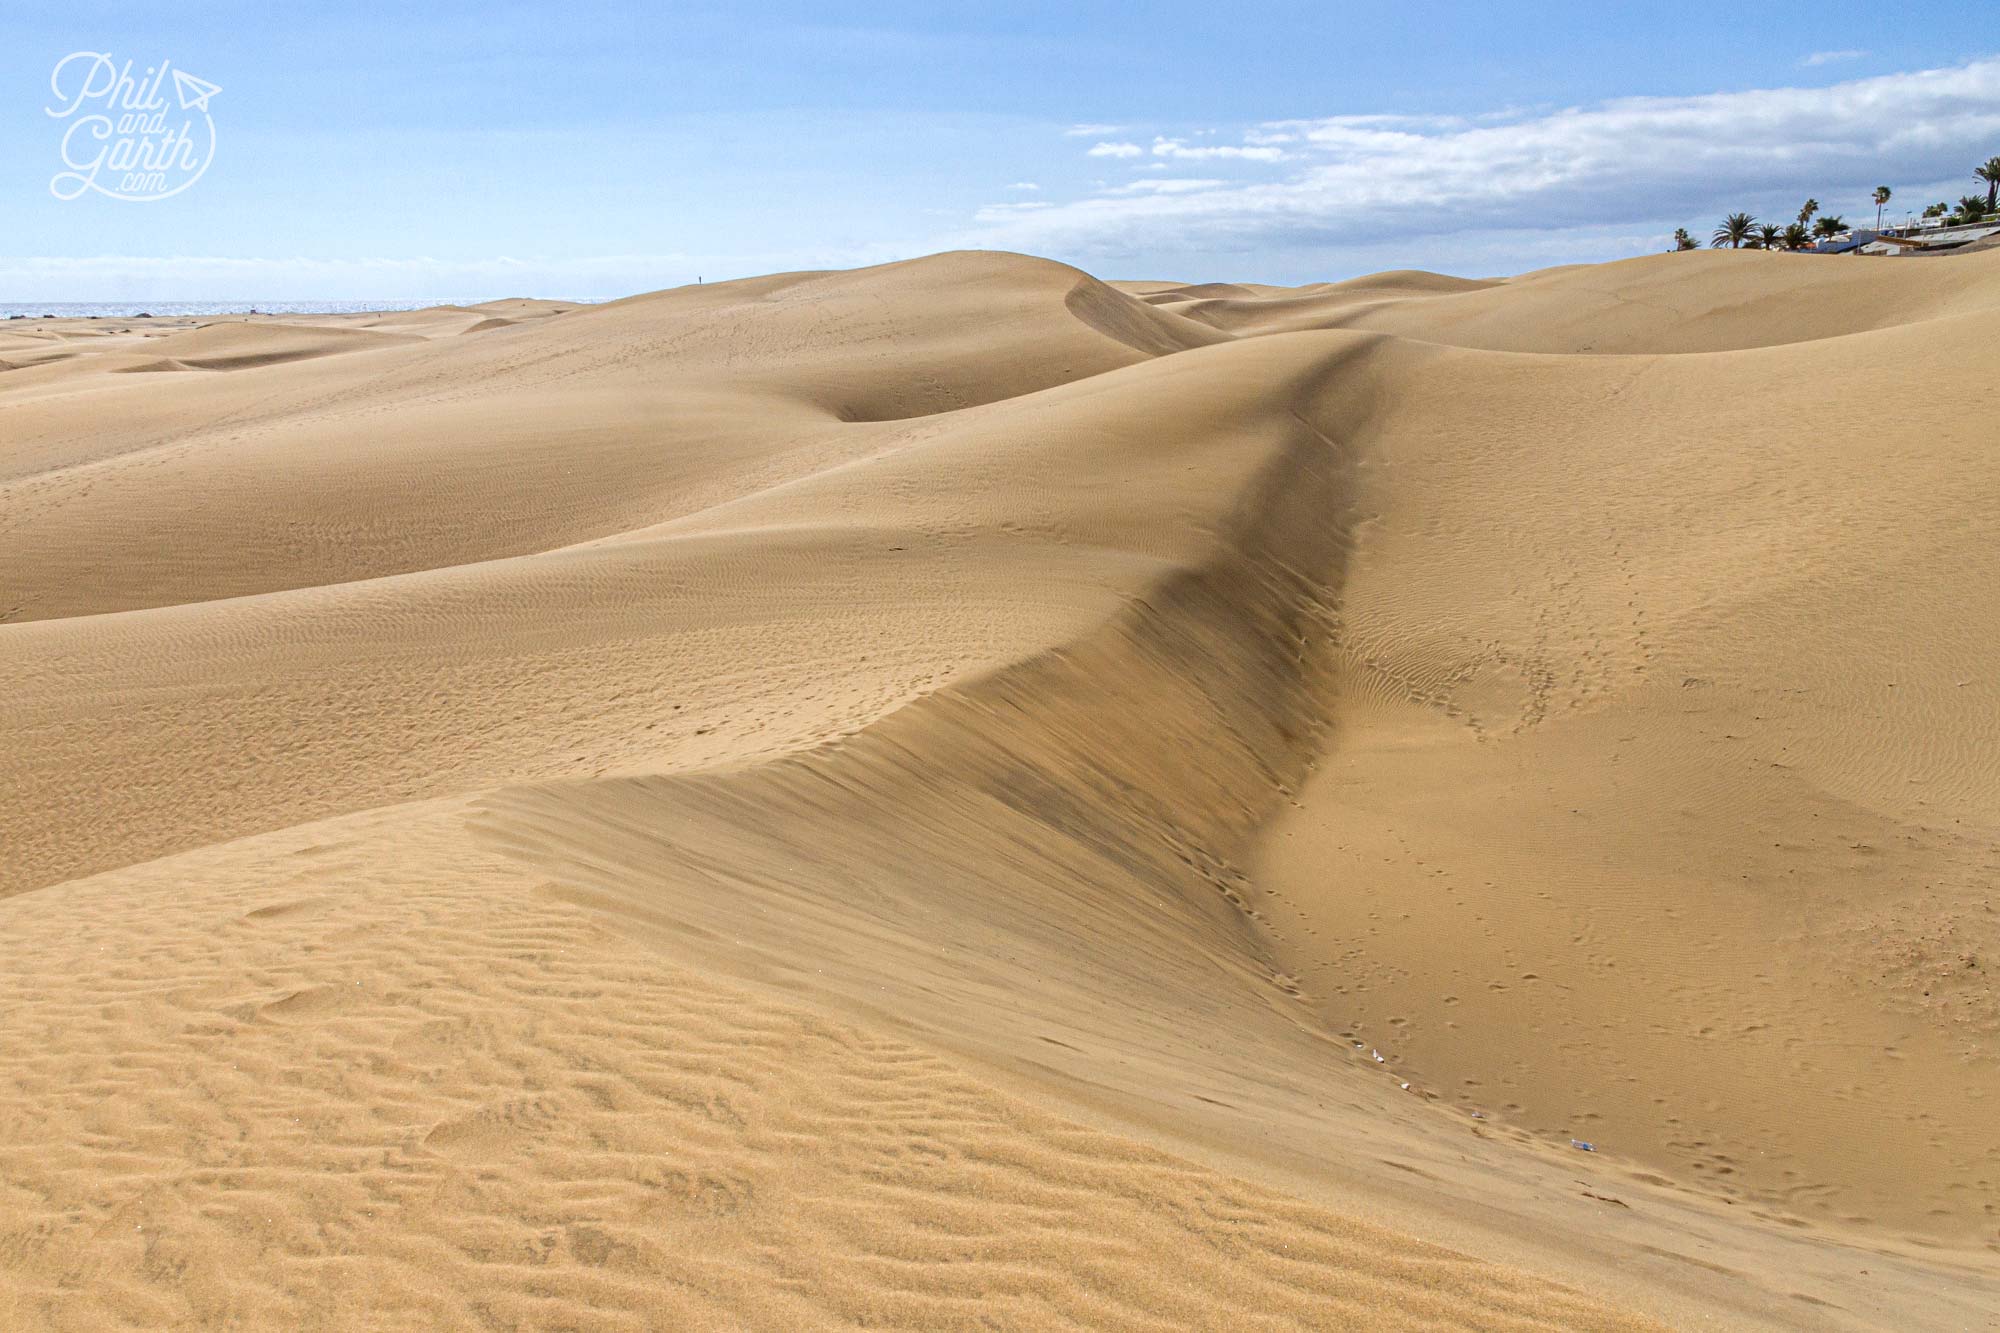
[[1977, 157, 2000, 211], [1782, 223, 1810, 250], [1797, 198, 1819, 227], [1872, 186, 1892, 230], [1812, 214, 1847, 239], [1671, 228, 1698, 251], [1754, 224, 1782, 250], [1711, 212, 1756, 248], [1958, 195, 1991, 223], [1924, 201, 1950, 219]]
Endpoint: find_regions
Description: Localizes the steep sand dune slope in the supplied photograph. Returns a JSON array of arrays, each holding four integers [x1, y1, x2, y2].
[[3, 248, 1998, 1330], [1254, 313, 2000, 1238]]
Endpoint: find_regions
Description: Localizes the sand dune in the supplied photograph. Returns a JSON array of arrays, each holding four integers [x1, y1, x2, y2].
[[1319, 249, 2000, 351], [3, 247, 1998, 1329], [138, 321, 425, 370], [1128, 270, 1507, 338]]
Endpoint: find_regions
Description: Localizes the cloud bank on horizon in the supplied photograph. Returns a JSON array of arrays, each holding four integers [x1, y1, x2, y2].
[[968, 57, 2000, 273]]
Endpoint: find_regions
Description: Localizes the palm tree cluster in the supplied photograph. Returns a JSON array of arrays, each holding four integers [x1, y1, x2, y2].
[[1673, 155, 2000, 252], [1702, 210, 1842, 250]]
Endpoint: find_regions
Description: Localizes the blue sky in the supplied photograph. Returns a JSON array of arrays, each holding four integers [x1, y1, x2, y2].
[[4, 2, 1998, 298]]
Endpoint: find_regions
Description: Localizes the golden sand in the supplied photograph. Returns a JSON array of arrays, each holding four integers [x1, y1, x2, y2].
[[3, 250, 1998, 1328]]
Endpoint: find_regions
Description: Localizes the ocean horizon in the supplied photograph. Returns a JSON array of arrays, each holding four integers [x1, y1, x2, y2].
[[0, 299, 512, 319]]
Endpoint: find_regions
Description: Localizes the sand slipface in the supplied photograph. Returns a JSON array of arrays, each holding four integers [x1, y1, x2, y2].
[[2, 248, 1998, 1330]]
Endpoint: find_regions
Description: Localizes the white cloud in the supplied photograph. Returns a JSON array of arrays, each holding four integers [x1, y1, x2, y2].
[[1086, 141, 1145, 158], [1065, 122, 1126, 137], [1005, 181, 1041, 191], [1268, 112, 1471, 133], [1101, 178, 1226, 195], [1803, 49, 1868, 67], [976, 57, 2000, 270], [1150, 136, 1287, 162]]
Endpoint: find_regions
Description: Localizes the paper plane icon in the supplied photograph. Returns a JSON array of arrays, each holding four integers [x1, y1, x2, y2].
[[172, 69, 221, 112]]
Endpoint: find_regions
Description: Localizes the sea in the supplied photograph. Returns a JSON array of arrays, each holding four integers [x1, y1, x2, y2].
[[0, 300, 488, 319]]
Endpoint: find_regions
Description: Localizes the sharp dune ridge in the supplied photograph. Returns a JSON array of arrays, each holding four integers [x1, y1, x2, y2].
[[2, 247, 1998, 1329]]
